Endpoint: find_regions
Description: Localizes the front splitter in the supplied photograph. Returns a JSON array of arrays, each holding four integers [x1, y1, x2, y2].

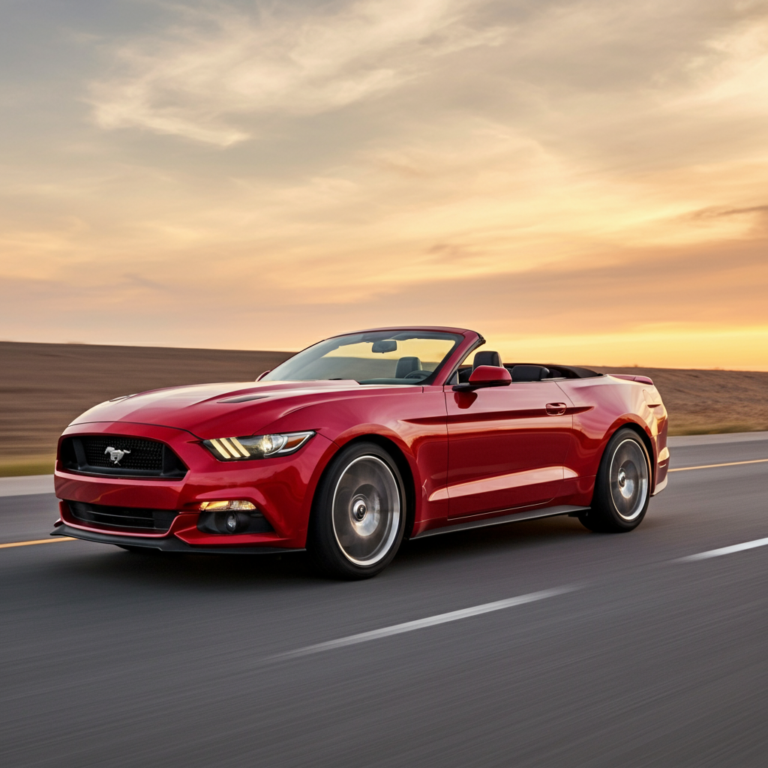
[[51, 523, 304, 555]]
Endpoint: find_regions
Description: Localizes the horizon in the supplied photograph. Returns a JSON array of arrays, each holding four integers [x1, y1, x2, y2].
[[1, 337, 765, 374]]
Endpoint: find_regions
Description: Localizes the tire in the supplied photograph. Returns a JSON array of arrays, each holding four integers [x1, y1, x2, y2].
[[579, 428, 651, 533], [308, 442, 406, 579]]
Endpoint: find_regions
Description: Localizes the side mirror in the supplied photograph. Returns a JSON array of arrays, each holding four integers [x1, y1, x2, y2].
[[256, 370, 271, 381], [453, 365, 512, 391]]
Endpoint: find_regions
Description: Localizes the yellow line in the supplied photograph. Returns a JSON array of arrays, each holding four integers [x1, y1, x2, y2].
[[670, 459, 768, 473], [0, 537, 75, 549]]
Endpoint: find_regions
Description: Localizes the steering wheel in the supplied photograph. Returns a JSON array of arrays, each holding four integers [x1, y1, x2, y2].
[[404, 370, 430, 380]]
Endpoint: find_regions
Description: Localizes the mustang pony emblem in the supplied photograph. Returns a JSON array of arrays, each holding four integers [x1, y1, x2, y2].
[[105, 446, 131, 466]]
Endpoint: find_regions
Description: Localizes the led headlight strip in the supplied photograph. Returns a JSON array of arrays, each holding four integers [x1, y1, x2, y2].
[[204, 431, 314, 461]]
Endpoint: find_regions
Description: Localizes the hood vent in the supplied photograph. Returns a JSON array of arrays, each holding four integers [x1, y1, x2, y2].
[[217, 395, 269, 404]]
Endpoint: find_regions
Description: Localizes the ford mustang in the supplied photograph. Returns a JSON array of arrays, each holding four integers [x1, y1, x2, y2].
[[51, 327, 669, 578]]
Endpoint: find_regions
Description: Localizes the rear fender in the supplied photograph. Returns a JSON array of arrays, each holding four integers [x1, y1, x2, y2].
[[592, 417, 659, 502]]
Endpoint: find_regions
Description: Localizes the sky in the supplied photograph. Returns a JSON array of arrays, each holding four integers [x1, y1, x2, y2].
[[1, 0, 767, 369]]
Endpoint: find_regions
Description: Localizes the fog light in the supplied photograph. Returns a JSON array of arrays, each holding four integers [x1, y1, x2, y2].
[[197, 506, 274, 535]]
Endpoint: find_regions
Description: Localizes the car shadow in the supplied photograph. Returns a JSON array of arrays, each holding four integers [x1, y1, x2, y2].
[[397, 514, 590, 563], [44, 512, 657, 591], [45, 544, 319, 593]]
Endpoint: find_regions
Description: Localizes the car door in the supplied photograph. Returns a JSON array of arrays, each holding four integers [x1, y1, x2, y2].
[[444, 380, 573, 519]]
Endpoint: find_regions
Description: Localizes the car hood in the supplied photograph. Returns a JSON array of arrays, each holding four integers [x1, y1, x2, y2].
[[70, 380, 370, 439]]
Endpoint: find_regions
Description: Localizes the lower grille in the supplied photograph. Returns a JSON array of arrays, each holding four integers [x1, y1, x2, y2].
[[67, 501, 178, 532], [60, 436, 187, 479]]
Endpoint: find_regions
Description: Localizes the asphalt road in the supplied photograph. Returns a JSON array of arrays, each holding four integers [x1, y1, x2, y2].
[[1, 435, 767, 767]]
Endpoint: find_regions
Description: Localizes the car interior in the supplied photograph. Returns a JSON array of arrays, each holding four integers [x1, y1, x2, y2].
[[453, 351, 601, 384], [357, 350, 601, 385]]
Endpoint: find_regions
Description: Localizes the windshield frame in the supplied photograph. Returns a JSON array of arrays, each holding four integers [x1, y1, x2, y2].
[[262, 330, 467, 386]]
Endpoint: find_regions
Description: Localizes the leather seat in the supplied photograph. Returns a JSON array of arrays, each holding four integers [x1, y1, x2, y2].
[[510, 364, 550, 381], [395, 356, 423, 378], [473, 351, 501, 369]]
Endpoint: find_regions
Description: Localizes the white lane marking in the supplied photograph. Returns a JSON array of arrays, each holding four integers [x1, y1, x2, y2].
[[270, 585, 579, 661], [669, 459, 768, 473], [678, 537, 768, 562]]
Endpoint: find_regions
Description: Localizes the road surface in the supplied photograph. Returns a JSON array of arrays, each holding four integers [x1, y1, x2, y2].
[[1, 434, 767, 767]]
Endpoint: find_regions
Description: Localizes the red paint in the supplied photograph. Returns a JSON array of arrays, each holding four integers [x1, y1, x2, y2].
[[610, 373, 655, 385], [467, 365, 512, 386], [444, 381, 574, 517], [54, 327, 669, 551]]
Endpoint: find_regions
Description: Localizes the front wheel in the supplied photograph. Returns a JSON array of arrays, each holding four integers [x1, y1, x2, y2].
[[579, 429, 651, 533], [308, 442, 406, 579]]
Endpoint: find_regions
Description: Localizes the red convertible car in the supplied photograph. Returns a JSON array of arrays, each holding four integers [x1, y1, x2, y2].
[[52, 327, 669, 578]]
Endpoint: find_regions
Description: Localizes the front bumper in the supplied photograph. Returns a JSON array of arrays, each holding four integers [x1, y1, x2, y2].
[[52, 521, 303, 554], [54, 421, 336, 550]]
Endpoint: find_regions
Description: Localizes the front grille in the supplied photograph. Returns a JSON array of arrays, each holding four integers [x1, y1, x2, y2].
[[68, 501, 178, 532], [83, 436, 163, 471], [60, 436, 187, 479]]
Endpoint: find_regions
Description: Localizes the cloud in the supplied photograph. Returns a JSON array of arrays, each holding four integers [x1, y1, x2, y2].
[[2, 0, 768, 369], [687, 204, 768, 221], [89, 0, 505, 145]]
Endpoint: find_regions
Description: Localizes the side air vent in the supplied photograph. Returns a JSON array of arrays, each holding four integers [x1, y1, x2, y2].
[[59, 436, 187, 479]]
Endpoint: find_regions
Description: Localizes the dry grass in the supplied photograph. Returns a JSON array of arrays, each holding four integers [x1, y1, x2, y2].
[[0, 342, 291, 474], [1, 342, 766, 475]]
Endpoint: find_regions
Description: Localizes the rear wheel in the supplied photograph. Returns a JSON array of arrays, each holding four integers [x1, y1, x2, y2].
[[579, 429, 651, 533], [308, 442, 406, 579]]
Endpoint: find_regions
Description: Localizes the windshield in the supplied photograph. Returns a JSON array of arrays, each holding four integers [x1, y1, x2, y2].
[[262, 331, 463, 385]]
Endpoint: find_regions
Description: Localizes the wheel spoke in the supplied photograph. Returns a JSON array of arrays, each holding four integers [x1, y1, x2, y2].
[[609, 439, 649, 521], [331, 455, 401, 566]]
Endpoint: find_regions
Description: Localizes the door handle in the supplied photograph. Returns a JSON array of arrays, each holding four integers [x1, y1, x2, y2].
[[546, 403, 567, 416]]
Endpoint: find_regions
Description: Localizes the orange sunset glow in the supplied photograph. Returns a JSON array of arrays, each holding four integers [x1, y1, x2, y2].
[[1, 1, 767, 369]]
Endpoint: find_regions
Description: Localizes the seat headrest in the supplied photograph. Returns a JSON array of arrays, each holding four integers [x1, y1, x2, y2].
[[473, 350, 501, 369], [395, 356, 422, 378], [510, 365, 550, 381]]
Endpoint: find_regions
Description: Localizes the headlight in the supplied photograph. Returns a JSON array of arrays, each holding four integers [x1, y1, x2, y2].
[[203, 431, 314, 461]]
